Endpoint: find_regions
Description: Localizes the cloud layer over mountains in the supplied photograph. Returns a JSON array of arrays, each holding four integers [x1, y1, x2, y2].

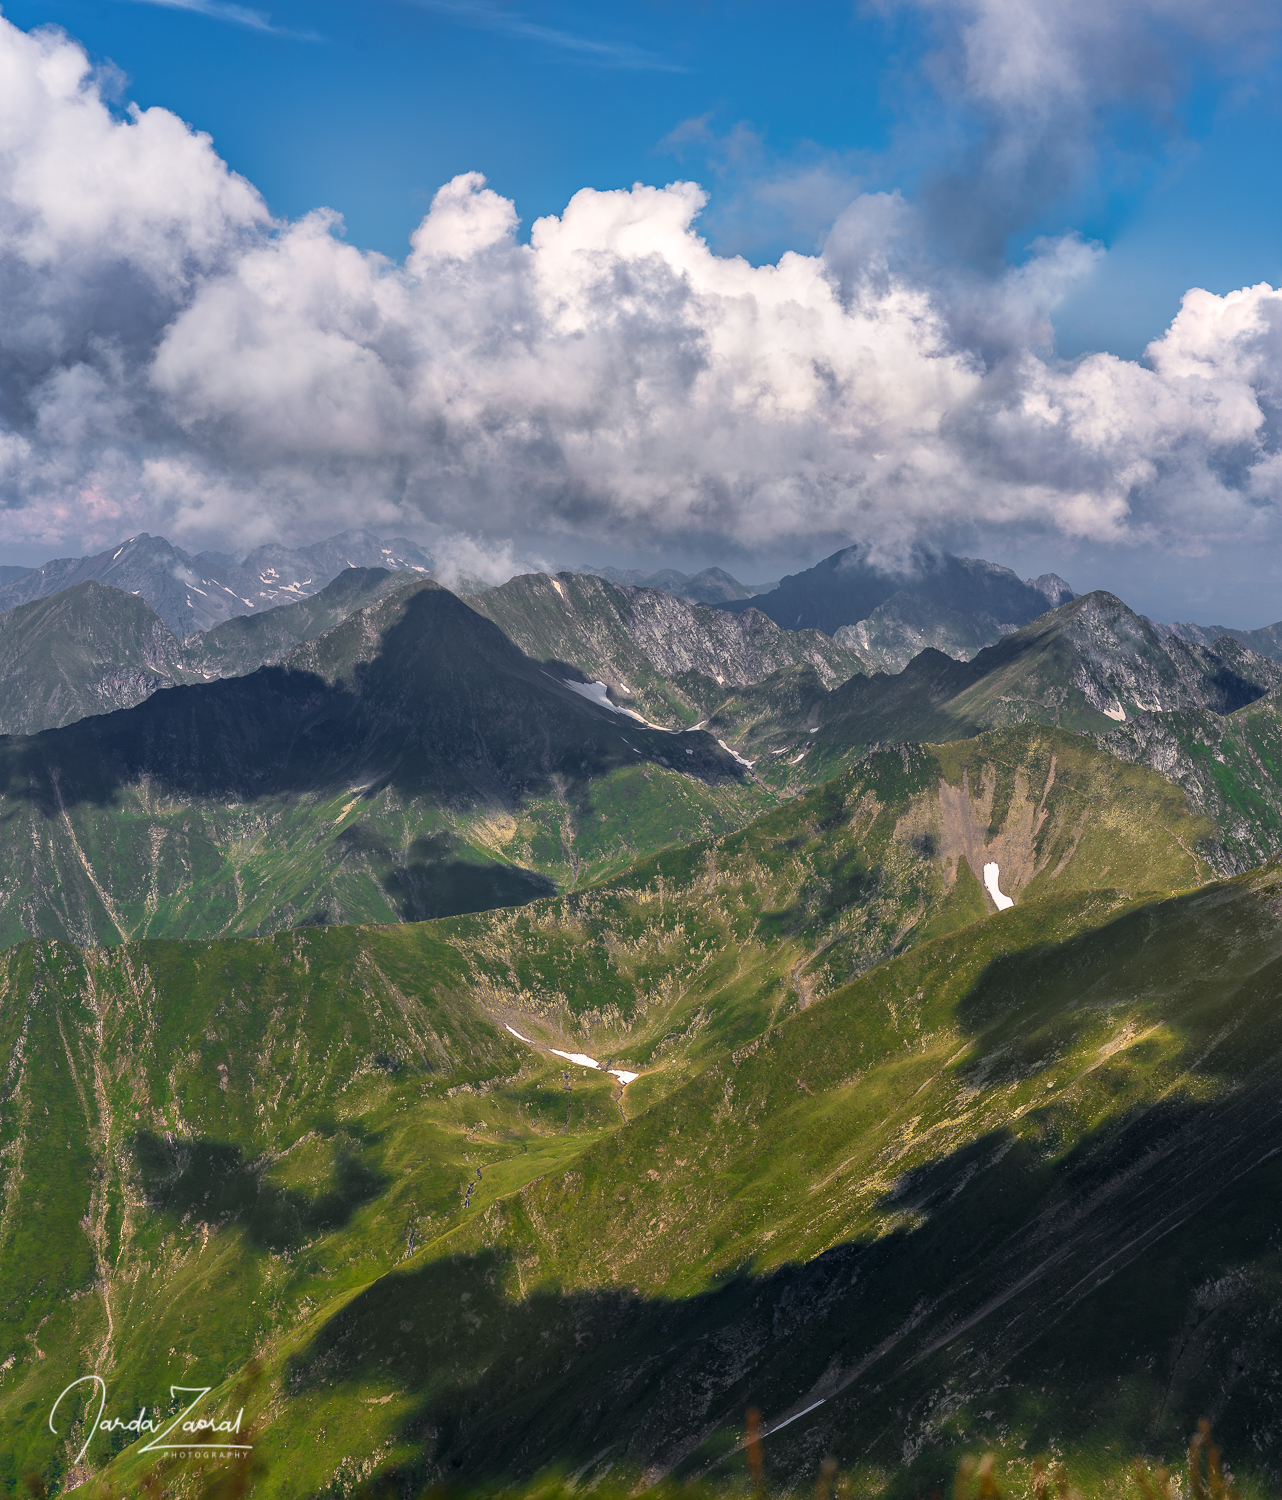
[[1, 13, 1280, 576]]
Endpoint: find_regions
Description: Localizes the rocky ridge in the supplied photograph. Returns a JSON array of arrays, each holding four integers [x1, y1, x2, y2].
[[469, 570, 865, 728]]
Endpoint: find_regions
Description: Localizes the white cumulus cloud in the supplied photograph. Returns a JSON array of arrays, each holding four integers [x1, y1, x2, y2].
[[0, 14, 1281, 572]]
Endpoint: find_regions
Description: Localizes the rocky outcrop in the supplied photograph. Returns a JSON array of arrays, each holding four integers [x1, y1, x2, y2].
[[469, 571, 865, 727]]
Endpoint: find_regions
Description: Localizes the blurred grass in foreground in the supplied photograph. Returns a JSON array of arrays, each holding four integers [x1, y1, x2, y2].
[[28, 1408, 1248, 1500]]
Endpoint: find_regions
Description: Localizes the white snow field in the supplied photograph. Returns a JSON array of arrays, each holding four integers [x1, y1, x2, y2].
[[983, 861, 1015, 910]]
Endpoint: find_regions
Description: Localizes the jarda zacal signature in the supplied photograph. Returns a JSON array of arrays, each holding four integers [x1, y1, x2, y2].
[[49, 1376, 251, 1466]]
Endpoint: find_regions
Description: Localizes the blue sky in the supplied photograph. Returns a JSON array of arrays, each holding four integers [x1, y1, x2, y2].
[[7, 0, 1280, 359], [2, 0, 1282, 620]]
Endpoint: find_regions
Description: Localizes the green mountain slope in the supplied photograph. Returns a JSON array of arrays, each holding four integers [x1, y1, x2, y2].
[[314, 865, 1282, 1499], [0, 581, 179, 735], [469, 570, 864, 730], [1101, 683, 1282, 871], [177, 566, 411, 680], [0, 726, 1227, 1496], [741, 593, 1282, 802], [0, 579, 760, 948], [0, 568, 417, 737]]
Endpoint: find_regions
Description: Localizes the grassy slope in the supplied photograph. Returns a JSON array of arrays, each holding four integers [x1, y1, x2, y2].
[[76, 868, 1282, 1500], [0, 580, 768, 948], [1103, 685, 1282, 871], [0, 727, 1224, 1495], [0, 581, 180, 734], [175, 567, 412, 681], [0, 571, 415, 739]]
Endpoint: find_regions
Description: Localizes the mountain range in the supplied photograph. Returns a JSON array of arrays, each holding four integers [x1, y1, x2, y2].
[[0, 528, 434, 637], [574, 563, 777, 605], [7, 533, 1282, 1497]]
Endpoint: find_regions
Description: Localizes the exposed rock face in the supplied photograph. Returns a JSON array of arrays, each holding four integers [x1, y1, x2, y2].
[[469, 570, 865, 727], [1047, 592, 1282, 721], [1101, 688, 1282, 874], [1159, 616, 1282, 662]]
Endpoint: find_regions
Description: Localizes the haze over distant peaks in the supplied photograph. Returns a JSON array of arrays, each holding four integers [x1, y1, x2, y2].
[[0, 529, 434, 637], [573, 564, 777, 606]]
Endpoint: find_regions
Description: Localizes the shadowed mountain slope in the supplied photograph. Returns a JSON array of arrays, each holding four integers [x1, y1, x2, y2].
[[9, 833, 1278, 1497], [0, 580, 757, 946], [469, 570, 864, 729], [721, 544, 1072, 641]]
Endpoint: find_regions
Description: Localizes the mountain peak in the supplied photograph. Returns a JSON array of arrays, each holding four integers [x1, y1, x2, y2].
[[0, 529, 436, 637]]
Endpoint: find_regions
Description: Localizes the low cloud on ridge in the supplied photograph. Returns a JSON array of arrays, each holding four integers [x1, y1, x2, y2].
[[0, 14, 1281, 579]]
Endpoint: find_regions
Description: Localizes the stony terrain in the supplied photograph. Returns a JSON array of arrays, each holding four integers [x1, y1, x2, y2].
[[3, 551, 1282, 1499], [470, 570, 864, 728]]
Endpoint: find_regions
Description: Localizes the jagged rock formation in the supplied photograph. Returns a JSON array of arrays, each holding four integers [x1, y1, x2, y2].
[[1101, 685, 1282, 872], [814, 591, 1282, 758], [833, 567, 1077, 671], [1159, 615, 1282, 662], [469, 570, 865, 727]]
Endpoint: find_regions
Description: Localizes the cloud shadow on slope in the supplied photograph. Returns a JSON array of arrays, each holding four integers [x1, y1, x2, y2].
[[276, 883, 1282, 1495], [133, 1129, 390, 1254], [0, 584, 744, 818], [277, 1087, 1282, 1497]]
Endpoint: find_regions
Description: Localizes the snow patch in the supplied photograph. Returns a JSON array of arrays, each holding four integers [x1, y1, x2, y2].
[[505, 1029, 639, 1086], [1102, 700, 1127, 721], [550, 578, 567, 600], [718, 738, 756, 769], [549, 1047, 601, 1069], [983, 862, 1014, 911]]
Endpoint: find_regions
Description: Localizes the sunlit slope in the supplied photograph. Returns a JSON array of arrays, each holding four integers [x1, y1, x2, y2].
[[1104, 683, 1282, 871], [435, 727, 1216, 1072], [174, 564, 411, 680], [55, 858, 1282, 1500], [0, 727, 1223, 1492], [258, 870, 1282, 1499], [0, 580, 180, 733], [0, 580, 761, 947], [0, 921, 631, 1493], [766, 592, 1282, 790], [0, 568, 411, 738]]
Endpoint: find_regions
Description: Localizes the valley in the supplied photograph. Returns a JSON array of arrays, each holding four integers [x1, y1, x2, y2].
[[0, 539, 1281, 1497]]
